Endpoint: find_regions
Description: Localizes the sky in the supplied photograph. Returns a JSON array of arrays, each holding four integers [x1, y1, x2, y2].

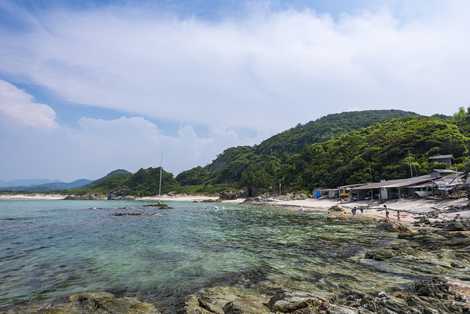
[[0, 0, 469, 181]]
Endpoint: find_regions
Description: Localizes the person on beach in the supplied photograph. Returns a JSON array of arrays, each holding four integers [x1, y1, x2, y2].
[[351, 207, 357, 216], [360, 207, 364, 214], [384, 205, 390, 221], [397, 210, 401, 221]]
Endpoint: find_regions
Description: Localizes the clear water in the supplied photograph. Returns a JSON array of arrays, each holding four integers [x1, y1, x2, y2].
[[0, 200, 449, 311]]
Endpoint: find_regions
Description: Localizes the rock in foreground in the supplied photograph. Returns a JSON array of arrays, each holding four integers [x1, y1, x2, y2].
[[3, 292, 160, 314]]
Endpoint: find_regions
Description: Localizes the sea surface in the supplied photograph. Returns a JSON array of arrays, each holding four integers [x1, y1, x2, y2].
[[0, 200, 440, 311]]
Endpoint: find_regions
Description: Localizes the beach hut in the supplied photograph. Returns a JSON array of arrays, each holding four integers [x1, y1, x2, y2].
[[350, 175, 437, 201]]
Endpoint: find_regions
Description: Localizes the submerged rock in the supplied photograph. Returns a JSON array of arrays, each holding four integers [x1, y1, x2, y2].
[[3, 292, 160, 314], [142, 203, 173, 209], [112, 212, 144, 216]]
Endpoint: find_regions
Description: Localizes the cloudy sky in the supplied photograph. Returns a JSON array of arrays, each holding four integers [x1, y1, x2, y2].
[[0, 0, 468, 181]]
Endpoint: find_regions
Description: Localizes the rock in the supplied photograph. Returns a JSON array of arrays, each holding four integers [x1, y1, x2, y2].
[[365, 248, 396, 261], [219, 191, 242, 200], [183, 287, 269, 314], [376, 221, 413, 233], [445, 221, 470, 231], [4, 292, 160, 314], [143, 203, 173, 209], [267, 290, 328, 313], [112, 212, 144, 216], [328, 205, 348, 213], [64, 193, 106, 200], [413, 277, 452, 298], [327, 304, 359, 314]]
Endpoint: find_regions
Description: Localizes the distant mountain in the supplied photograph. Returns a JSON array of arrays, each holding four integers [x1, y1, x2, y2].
[[0, 179, 57, 188], [0, 179, 92, 192], [76, 168, 180, 196]]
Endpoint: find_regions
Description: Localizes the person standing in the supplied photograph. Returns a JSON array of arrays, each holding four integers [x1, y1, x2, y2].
[[397, 210, 401, 222], [384, 205, 390, 221]]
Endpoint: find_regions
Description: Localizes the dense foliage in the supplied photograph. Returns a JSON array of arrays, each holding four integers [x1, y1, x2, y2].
[[293, 117, 469, 190], [76, 109, 470, 197], [255, 110, 418, 155], [176, 110, 420, 193]]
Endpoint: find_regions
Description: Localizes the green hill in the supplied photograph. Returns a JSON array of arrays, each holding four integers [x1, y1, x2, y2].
[[293, 116, 468, 191], [176, 110, 420, 192], [255, 109, 418, 155], [74, 167, 180, 196], [81, 169, 133, 193]]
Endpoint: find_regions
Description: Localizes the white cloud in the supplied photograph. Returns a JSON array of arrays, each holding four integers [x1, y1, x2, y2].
[[1, 2, 469, 133], [0, 107, 265, 181], [0, 80, 57, 128], [1, 1, 470, 180]]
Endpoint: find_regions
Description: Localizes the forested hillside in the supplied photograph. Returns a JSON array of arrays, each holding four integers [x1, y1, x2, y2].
[[75, 108, 470, 197], [176, 110, 420, 193], [292, 116, 469, 190]]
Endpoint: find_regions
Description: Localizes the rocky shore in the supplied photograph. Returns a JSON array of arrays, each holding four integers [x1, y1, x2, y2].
[[2, 199, 469, 314]]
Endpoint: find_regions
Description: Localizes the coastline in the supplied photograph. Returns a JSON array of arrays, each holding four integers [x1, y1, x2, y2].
[[253, 197, 470, 225], [2, 192, 469, 225], [0, 193, 66, 200]]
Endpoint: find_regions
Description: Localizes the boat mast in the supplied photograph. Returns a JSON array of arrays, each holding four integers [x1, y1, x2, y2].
[[158, 152, 163, 197]]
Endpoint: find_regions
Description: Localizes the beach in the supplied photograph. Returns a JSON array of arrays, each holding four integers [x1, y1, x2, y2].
[[0, 193, 66, 200]]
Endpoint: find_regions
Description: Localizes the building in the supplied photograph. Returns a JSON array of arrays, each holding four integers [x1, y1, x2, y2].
[[429, 154, 454, 166], [349, 175, 438, 201]]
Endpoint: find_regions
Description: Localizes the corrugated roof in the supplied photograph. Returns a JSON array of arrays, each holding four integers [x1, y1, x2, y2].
[[351, 175, 435, 190]]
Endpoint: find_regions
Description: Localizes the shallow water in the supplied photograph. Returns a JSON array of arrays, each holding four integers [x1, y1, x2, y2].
[[0, 200, 457, 311]]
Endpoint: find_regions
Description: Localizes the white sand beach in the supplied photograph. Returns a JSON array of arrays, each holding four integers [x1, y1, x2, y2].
[[266, 197, 470, 224], [0, 194, 67, 200]]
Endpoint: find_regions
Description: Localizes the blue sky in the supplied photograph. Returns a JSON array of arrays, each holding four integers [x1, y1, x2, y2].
[[0, 0, 468, 181]]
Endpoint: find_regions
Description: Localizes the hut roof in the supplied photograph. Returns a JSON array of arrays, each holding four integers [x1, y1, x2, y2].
[[351, 175, 435, 191]]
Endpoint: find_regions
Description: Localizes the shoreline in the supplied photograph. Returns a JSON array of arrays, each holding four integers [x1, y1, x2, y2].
[[1, 193, 469, 225], [250, 197, 470, 225], [0, 193, 66, 200]]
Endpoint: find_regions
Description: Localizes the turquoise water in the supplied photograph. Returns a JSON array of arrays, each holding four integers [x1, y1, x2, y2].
[[0, 200, 424, 311]]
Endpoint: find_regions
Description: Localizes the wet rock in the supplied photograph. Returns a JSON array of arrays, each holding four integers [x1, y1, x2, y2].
[[143, 203, 173, 209], [376, 221, 413, 233], [64, 193, 106, 200], [4, 292, 160, 314], [326, 207, 348, 221], [267, 290, 328, 313], [183, 287, 269, 314], [328, 205, 348, 213], [112, 212, 144, 216], [364, 248, 396, 261]]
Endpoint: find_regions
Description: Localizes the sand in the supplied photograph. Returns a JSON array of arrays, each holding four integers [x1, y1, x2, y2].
[[263, 197, 470, 224], [0, 194, 66, 200]]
